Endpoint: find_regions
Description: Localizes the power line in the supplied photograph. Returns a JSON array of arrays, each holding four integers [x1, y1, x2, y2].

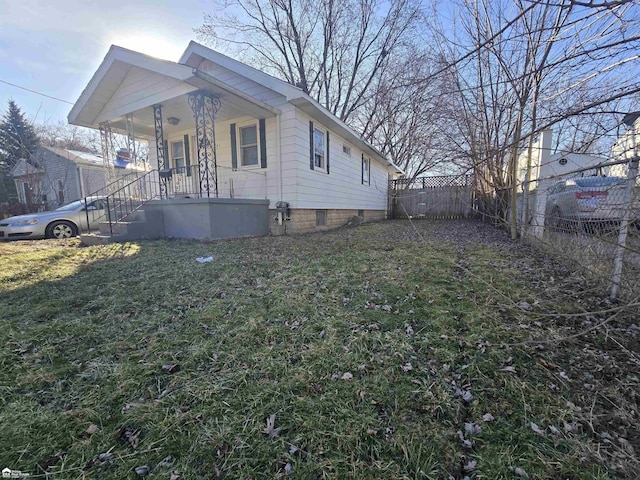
[[0, 79, 74, 105]]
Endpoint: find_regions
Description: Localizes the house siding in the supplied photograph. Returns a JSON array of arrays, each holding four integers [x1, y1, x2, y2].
[[293, 109, 389, 211], [98, 67, 196, 123]]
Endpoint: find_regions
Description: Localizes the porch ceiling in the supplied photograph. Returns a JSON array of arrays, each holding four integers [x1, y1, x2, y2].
[[106, 85, 277, 139]]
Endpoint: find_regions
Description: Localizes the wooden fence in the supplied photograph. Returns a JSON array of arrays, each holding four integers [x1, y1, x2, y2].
[[389, 175, 475, 219]]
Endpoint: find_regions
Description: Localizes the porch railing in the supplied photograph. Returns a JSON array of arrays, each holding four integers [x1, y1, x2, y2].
[[83, 165, 268, 237]]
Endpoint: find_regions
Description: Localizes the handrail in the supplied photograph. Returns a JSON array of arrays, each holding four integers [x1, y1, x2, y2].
[[84, 169, 160, 235]]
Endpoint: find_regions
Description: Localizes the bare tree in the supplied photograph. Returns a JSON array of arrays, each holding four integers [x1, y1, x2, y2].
[[196, 0, 432, 173], [36, 121, 100, 153], [429, 0, 640, 234]]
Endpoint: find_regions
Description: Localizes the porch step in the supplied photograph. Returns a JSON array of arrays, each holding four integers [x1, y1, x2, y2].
[[82, 209, 165, 244]]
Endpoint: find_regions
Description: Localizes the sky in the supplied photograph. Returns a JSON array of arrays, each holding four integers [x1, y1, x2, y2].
[[0, 0, 214, 125]]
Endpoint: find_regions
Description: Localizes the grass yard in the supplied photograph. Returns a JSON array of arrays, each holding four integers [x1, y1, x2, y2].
[[0, 220, 638, 479]]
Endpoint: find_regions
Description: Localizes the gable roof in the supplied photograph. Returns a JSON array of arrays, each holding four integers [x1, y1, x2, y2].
[[69, 42, 402, 173], [9, 158, 44, 177], [68, 46, 195, 128], [180, 42, 401, 172], [9, 147, 105, 178]]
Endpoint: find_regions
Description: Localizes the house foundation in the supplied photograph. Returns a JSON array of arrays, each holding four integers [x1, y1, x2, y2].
[[269, 208, 385, 235]]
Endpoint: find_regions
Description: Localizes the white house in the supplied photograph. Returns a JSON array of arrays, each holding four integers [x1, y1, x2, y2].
[[68, 42, 402, 240], [611, 112, 640, 167], [517, 130, 606, 189]]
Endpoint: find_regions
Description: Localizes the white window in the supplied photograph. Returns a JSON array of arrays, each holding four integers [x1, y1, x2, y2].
[[171, 141, 185, 173], [239, 124, 259, 167], [343, 145, 351, 157], [362, 157, 370, 185], [313, 128, 325, 170]]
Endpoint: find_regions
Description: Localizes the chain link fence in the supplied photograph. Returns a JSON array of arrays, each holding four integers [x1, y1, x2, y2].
[[518, 155, 640, 300]]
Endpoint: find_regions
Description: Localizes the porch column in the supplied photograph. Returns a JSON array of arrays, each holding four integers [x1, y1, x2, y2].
[[99, 122, 116, 189], [125, 114, 137, 168], [188, 90, 221, 198], [152, 104, 168, 198]]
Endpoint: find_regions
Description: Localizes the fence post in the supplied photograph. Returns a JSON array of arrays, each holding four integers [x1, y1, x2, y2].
[[610, 124, 638, 300]]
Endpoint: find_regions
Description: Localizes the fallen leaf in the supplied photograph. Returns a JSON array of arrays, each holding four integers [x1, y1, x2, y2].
[[406, 325, 415, 335], [366, 428, 378, 435], [341, 372, 354, 381], [263, 413, 282, 439], [170, 472, 181, 480], [162, 363, 180, 374], [464, 422, 482, 435], [155, 455, 174, 469], [563, 421, 579, 433], [530, 422, 545, 435], [401, 363, 413, 372], [463, 460, 477, 472], [510, 466, 530, 478], [482, 413, 494, 422], [460, 390, 473, 403], [539, 358, 557, 370], [500, 366, 517, 374], [85, 424, 99, 436], [134, 465, 150, 476]]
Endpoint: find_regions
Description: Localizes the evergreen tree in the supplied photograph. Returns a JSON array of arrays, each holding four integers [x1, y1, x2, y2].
[[0, 100, 39, 203]]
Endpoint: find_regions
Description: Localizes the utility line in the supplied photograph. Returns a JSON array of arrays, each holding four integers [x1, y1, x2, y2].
[[0, 79, 74, 105]]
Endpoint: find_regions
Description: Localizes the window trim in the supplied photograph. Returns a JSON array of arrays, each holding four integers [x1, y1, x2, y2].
[[316, 209, 327, 227], [171, 140, 185, 173], [313, 127, 327, 172], [343, 144, 351, 157], [236, 121, 261, 169], [362, 156, 370, 186]]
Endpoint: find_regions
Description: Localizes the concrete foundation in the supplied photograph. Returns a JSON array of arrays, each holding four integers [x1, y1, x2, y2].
[[269, 208, 386, 235], [145, 197, 270, 240]]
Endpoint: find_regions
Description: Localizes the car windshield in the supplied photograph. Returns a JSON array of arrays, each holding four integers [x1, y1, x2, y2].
[[54, 200, 85, 212]]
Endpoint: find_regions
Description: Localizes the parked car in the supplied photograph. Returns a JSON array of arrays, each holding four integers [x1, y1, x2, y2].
[[0, 197, 106, 240], [544, 176, 635, 231]]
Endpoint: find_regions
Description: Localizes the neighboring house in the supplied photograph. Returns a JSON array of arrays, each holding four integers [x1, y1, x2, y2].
[[9, 146, 110, 210], [68, 42, 402, 240], [517, 130, 606, 189], [611, 112, 640, 173], [516, 129, 607, 238]]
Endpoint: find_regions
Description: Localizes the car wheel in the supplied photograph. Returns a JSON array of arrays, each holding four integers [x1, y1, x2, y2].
[[46, 221, 78, 239], [548, 207, 563, 231]]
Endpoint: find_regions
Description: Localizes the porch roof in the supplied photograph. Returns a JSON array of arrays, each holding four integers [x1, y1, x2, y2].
[[68, 46, 279, 138]]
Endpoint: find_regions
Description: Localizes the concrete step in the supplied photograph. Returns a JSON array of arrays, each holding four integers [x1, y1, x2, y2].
[[79, 233, 113, 246], [92, 209, 165, 242]]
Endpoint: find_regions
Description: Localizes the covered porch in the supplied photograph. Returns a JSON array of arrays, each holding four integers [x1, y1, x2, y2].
[[73, 49, 281, 199], [68, 46, 281, 240]]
